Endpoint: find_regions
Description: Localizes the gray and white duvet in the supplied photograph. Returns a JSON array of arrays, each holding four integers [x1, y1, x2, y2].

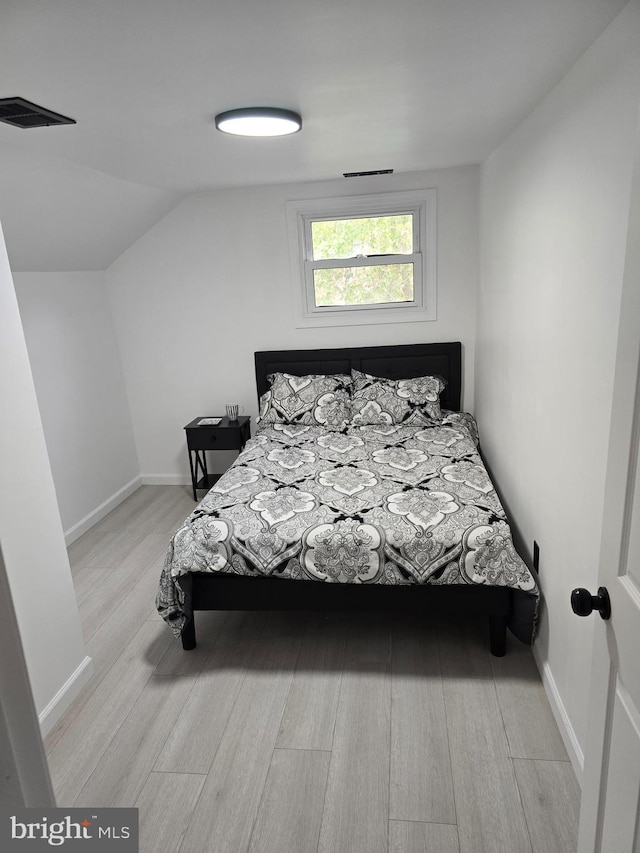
[[157, 413, 538, 641]]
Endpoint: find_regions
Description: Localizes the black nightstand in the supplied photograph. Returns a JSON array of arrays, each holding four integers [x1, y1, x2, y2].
[[184, 416, 251, 500]]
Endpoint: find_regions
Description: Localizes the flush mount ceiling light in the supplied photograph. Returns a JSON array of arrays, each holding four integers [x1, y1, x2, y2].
[[214, 107, 302, 137]]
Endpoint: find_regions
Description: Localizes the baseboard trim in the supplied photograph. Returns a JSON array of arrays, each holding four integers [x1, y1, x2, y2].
[[532, 644, 584, 787], [38, 655, 93, 738], [141, 474, 192, 486], [64, 476, 142, 545]]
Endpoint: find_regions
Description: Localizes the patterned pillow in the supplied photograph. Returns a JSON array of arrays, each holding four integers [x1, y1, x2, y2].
[[350, 369, 445, 425], [258, 372, 352, 430]]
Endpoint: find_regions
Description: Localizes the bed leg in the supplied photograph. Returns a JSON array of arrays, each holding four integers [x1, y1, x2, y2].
[[178, 574, 196, 650], [489, 614, 507, 657], [181, 615, 196, 650]]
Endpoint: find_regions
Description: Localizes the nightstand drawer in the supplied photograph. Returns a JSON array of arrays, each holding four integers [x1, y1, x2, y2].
[[186, 429, 243, 451]]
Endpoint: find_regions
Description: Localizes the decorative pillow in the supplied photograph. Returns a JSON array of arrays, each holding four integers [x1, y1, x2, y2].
[[350, 369, 445, 425], [258, 372, 352, 430]]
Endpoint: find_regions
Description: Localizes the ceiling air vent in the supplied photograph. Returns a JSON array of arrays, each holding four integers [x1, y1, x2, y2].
[[0, 97, 76, 128], [343, 169, 393, 178]]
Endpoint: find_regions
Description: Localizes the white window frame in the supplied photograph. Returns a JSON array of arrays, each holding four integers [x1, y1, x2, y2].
[[287, 189, 436, 328]]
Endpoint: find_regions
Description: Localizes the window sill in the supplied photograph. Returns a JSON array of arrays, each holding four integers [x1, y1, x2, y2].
[[295, 304, 437, 329]]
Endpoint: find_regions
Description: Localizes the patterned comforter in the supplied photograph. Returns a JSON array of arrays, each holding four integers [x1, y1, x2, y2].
[[157, 413, 538, 642]]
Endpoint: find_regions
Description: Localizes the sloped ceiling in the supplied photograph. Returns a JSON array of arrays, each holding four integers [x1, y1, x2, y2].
[[0, 0, 628, 271]]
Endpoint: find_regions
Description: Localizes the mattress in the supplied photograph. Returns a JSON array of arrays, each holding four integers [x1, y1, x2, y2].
[[157, 412, 538, 640]]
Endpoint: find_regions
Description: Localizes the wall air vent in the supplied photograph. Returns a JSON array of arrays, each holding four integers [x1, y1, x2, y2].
[[0, 97, 76, 128], [343, 169, 393, 178]]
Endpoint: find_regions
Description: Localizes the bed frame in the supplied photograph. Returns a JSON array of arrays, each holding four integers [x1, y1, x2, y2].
[[178, 341, 511, 655]]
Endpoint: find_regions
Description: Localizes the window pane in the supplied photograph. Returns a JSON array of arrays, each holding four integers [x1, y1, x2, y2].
[[313, 264, 414, 307], [311, 214, 413, 260]]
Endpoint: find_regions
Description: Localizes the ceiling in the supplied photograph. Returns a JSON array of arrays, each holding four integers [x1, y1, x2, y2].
[[0, 0, 628, 271]]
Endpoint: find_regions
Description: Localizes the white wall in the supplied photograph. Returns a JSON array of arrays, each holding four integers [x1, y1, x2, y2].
[[0, 140, 182, 273], [14, 272, 140, 542], [106, 166, 479, 481], [476, 1, 640, 775], [0, 224, 90, 734]]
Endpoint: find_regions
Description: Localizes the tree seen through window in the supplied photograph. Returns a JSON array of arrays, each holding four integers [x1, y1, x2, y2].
[[311, 214, 414, 307]]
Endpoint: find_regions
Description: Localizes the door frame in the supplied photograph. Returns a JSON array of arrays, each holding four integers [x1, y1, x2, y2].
[[0, 541, 55, 807]]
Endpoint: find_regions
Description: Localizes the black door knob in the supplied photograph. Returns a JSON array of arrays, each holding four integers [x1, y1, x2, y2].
[[571, 587, 611, 620]]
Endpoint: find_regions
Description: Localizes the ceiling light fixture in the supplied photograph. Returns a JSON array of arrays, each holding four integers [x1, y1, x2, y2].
[[214, 107, 302, 137]]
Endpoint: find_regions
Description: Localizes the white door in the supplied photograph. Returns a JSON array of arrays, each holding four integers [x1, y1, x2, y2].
[[577, 116, 640, 852]]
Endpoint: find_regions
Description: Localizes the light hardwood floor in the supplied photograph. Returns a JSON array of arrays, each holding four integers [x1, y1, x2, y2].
[[45, 485, 581, 853]]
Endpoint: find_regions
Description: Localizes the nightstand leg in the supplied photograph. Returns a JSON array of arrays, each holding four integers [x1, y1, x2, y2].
[[188, 449, 211, 501], [187, 451, 196, 500]]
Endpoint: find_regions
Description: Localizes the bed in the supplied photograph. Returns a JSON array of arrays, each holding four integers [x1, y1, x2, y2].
[[157, 341, 538, 656]]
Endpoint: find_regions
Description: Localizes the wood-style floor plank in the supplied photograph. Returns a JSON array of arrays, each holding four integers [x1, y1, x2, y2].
[[344, 611, 392, 665], [83, 524, 154, 570], [44, 675, 98, 756], [390, 616, 456, 824], [247, 748, 330, 853], [318, 661, 391, 853], [490, 638, 568, 760], [74, 675, 195, 807], [149, 492, 197, 534], [47, 488, 177, 753], [154, 611, 268, 774], [67, 529, 117, 575], [72, 559, 116, 607], [514, 758, 580, 853], [94, 485, 174, 534], [47, 619, 172, 805], [439, 620, 532, 853], [178, 632, 304, 853], [85, 554, 171, 679], [153, 610, 229, 677], [121, 486, 188, 535], [276, 613, 345, 752], [134, 771, 206, 853], [79, 533, 169, 640], [389, 820, 460, 853]]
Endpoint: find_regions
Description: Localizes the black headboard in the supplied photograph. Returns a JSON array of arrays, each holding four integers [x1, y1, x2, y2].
[[254, 342, 462, 411]]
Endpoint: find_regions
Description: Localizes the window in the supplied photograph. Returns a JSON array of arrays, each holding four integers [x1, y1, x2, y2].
[[288, 189, 436, 328]]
